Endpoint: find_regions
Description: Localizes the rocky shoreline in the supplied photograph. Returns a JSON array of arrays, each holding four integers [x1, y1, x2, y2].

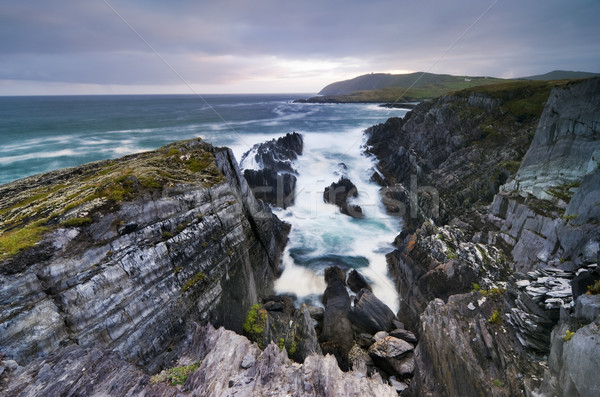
[[365, 77, 600, 396], [1, 78, 599, 396]]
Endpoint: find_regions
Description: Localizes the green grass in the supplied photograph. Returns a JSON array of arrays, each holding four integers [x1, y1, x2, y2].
[[150, 362, 201, 386], [488, 309, 503, 325], [0, 224, 48, 258], [243, 304, 267, 347], [181, 272, 205, 292], [314, 76, 510, 102], [564, 329, 575, 342]]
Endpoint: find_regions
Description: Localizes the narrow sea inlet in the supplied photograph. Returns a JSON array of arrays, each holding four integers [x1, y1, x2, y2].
[[0, 94, 408, 310]]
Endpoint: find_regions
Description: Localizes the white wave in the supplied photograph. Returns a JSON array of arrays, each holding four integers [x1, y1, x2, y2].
[[0, 149, 77, 165], [273, 127, 402, 312]]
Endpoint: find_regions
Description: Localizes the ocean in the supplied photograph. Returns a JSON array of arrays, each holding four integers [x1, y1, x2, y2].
[[0, 94, 408, 310]]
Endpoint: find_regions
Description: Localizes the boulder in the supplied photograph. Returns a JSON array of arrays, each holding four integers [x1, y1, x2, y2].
[[368, 336, 415, 379], [323, 177, 364, 218], [573, 294, 600, 323], [389, 328, 418, 344], [350, 289, 399, 335], [320, 266, 354, 370], [2, 323, 399, 397]]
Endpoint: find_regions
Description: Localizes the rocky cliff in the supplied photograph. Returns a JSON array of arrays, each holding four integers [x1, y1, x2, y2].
[[0, 139, 289, 376], [366, 78, 600, 396]]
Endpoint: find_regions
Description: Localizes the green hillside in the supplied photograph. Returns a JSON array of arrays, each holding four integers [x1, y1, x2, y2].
[[300, 72, 510, 103]]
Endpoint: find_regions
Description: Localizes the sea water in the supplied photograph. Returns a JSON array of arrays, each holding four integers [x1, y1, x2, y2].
[[0, 94, 408, 311]]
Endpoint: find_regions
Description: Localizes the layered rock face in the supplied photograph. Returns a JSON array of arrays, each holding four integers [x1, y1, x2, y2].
[[503, 77, 600, 200], [0, 139, 289, 374], [366, 78, 600, 396]]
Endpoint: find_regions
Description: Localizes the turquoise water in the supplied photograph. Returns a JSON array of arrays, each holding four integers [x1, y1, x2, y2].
[[0, 94, 408, 309]]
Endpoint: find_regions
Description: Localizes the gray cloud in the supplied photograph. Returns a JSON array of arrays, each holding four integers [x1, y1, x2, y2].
[[1, 0, 598, 94]]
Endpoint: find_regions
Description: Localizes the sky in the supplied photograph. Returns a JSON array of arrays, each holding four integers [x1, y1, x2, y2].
[[1, 0, 599, 95]]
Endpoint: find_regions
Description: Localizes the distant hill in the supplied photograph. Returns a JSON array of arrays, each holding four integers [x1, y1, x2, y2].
[[318, 72, 496, 96], [519, 70, 600, 81], [297, 70, 600, 104], [297, 72, 509, 103]]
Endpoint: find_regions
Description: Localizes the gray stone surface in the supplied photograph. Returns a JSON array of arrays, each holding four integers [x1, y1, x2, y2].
[[504, 77, 600, 201], [0, 144, 289, 373], [3, 324, 398, 397], [574, 294, 600, 323]]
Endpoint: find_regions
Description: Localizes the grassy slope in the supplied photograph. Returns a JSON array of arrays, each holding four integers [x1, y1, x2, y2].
[[0, 139, 225, 259], [307, 74, 512, 103]]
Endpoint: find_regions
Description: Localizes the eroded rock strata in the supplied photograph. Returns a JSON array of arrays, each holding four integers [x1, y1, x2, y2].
[[0, 139, 289, 375], [367, 78, 600, 396]]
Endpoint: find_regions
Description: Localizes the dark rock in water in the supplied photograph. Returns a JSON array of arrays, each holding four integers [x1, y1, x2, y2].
[[241, 132, 302, 209], [347, 269, 372, 293], [323, 177, 364, 218], [240, 132, 303, 173], [350, 289, 399, 334], [370, 171, 386, 187], [243, 169, 296, 208], [320, 266, 354, 370]]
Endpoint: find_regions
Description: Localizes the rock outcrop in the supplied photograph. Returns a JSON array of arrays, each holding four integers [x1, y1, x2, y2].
[[0, 139, 289, 374], [242, 295, 322, 363], [1, 323, 399, 397], [241, 132, 303, 208], [366, 78, 600, 396], [323, 177, 364, 218]]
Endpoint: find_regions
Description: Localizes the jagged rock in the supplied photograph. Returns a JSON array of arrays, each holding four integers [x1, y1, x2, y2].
[[386, 221, 507, 330], [320, 266, 354, 370], [350, 289, 399, 334], [389, 328, 418, 344], [347, 269, 372, 293], [414, 295, 545, 397], [0, 139, 289, 372], [368, 336, 415, 379], [323, 177, 364, 218], [3, 323, 398, 397], [240, 132, 303, 208], [240, 132, 303, 173], [540, 321, 600, 397], [243, 168, 296, 208], [503, 77, 600, 202], [250, 295, 322, 363]]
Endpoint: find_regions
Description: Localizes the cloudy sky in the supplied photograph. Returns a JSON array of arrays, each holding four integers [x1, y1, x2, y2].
[[1, 0, 599, 95]]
